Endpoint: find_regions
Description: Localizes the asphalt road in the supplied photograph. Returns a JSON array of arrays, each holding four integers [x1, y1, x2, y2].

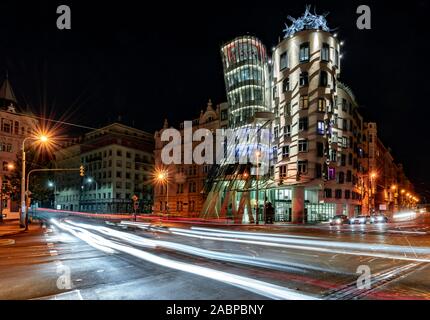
[[1, 211, 430, 300]]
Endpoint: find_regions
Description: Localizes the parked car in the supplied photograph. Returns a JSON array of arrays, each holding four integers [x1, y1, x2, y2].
[[349, 215, 371, 225], [329, 215, 349, 226], [370, 214, 388, 224]]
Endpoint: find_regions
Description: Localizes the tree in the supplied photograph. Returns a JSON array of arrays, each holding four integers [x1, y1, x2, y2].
[[8, 149, 55, 206]]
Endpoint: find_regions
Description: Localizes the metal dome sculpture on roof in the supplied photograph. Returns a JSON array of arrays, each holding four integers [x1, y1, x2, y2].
[[283, 5, 333, 38]]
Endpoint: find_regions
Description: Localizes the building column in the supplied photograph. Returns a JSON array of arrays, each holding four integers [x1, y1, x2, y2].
[[292, 186, 305, 224]]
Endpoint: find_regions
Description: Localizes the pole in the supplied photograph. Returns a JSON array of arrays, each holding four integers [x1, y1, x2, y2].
[[54, 183, 57, 209], [0, 176, 3, 223], [369, 175, 372, 214], [166, 175, 169, 219], [21, 146, 26, 229], [95, 181, 98, 213], [256, 154, 259, 225]]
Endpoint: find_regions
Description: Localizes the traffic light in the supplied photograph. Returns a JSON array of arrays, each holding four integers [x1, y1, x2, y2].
[[80, 165, 85, 177]]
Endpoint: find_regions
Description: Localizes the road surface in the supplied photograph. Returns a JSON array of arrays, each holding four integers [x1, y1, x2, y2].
[[1, 210, 429, 300]]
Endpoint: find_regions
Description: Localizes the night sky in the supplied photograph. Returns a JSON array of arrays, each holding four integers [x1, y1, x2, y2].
[[1, 0, 429, 197]]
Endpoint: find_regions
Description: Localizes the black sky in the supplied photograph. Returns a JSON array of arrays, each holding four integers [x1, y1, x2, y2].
[[0, 0, 429, 197]]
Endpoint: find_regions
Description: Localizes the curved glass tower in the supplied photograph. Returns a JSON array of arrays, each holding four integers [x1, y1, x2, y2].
[[221, 36, 271, 129]]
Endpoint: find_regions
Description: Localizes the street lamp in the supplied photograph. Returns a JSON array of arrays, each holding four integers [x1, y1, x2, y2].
[[391, 185, 398, 213], [156, 169, 169, 218], [48, 181, 57, 209], [369, 172, 377, 214], [21, 134, 50, 230], [86, 177, 99, 213]]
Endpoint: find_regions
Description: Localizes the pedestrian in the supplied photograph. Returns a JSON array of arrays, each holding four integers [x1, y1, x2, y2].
[[265, 202, 275, 224]]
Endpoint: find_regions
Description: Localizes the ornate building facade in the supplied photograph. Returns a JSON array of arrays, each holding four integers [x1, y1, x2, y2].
[[198, 7, 415, 223], [54, 123, 154, 213], [0, 77, 38, 216], [153, 100, 228, 217]]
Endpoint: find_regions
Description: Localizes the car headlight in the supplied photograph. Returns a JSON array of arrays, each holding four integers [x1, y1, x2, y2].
[[329, 219, 333, 223]]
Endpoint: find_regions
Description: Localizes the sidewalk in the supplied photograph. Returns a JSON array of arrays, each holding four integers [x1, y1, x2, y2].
[[0, 219, 26, 237]]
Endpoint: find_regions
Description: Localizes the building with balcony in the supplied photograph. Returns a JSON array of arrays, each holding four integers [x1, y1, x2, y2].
[[153, 100, 228, 217], [54, 123, 154, 213], [198, 7, 414, 223], [0, 77, 38, 215]]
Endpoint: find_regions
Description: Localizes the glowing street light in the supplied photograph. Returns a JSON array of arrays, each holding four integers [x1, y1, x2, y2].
[[369, 172, 378, 213], [155, 168, 169, 217], [21, 132, 52, 230], [86, 177, 99, 213], [39, 135, 49, 143]]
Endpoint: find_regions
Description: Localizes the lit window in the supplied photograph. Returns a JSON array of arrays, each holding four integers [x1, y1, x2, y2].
[[321, 43, 330, 61], [318, 98, 326, 112], [317, 121, 325, 135], [272, 147, 278, 160], [319, 71, 328, 87], [298, 161, 308, 173], [299, 43, 310, 63], [299, 117, 308, 131], [298, 140, 308, 152], [282, 146, 289, 159], [284, 102, 291, 116], [282, 77, 290, 92], [274, 126, 279, 139], [343, 137, 349, 148], [335, 49, 340, 67], [329, 167, 336, 180], [299, 95, 309, 109], [299, 72, 309, 86], [280, 51, 288, 70], [279, 165, 288, 178], [284, 125, 291, 137], [330, 149, 337, 162]]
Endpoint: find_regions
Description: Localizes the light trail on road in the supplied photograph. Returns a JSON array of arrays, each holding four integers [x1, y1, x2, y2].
[[51, 219, 319, 300], [165, 227, 430, 263], [182, 226, 430, 255], [63, 219, 342, 274]]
